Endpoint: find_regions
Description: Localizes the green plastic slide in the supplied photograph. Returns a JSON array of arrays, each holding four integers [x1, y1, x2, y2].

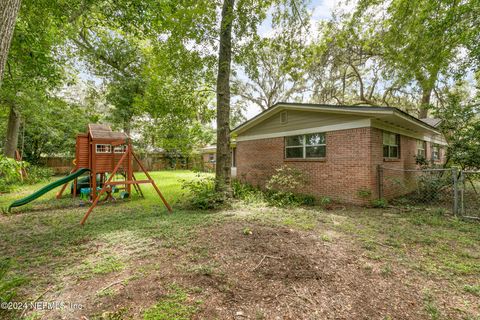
[[8, 168, 90, 212]]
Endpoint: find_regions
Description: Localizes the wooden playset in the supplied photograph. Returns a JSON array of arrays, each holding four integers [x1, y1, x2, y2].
[[8, 124, 172, 224]]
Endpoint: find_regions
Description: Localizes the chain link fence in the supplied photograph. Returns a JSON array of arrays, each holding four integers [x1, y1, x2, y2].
[[378, 166, 479, 220], [459, 171, 480, 219]]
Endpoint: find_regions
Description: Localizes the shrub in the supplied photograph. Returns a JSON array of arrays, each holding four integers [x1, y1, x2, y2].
[[371, 198, 388, 208], [357, 188, 372, 199], [266, 165, 308, 193], [232, 179, 315, 207], [25, 166, 53, 184], [0, 155, 23, 182], [415, 172, 451, 203], [181, 176, 224, 210], [264, 190, 298, 207], [319, 196, 332, 209], [232, 179, 265, 204]]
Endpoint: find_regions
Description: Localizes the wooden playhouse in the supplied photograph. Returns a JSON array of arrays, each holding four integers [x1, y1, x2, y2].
[[57, 124, 172, 225]]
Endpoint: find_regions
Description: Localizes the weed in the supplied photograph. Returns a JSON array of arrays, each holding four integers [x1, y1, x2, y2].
[[243, 227, 253, 235], [423, 291, 441, 320], [371, 198, 388, 208], [321, 234, 331, 242], [143, 285, 196, 320], [381, 264, 393, 277], [463, 285, 480, 296]]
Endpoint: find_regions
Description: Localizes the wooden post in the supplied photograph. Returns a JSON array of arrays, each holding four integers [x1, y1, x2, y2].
[[127, 142, 132, 194], [131, 150, 172, 212], [80, 150, 130, 225], [132, 173, 144, 197]]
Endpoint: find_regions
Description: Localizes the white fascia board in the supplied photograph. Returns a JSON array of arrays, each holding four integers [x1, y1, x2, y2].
[[236, 119, 372, 142]]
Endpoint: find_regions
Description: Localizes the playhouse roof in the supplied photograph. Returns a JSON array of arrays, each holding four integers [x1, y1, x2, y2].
[[88, 124, 128, 140]]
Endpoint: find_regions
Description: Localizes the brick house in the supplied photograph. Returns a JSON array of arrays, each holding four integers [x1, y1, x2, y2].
[[231, 103, 447, 204]]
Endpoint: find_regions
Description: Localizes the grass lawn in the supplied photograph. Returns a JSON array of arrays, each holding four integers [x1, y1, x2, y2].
[[0, 170, 479, 319]]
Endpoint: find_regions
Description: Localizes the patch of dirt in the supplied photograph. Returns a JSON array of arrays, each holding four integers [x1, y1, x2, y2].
[[29, 220, 478, 320], [187, 222, 426, 319]]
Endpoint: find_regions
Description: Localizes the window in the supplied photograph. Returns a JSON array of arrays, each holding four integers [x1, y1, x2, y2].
[[96, 144, 112, 153], [432, 144, 440, 161], [416, 140, 426, 158], [383, 132, 400, 158], [285, 133, 326, 159], [114, 145, 127, 153], [280, 111, 288, 124], [208, 154, 215, 163]]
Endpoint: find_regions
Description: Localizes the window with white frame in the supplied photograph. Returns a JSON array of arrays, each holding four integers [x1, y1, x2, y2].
[[416, 140, 426, 158], [383, 131, 400, 158], [285, 133, 326, 159], [96, 144, 112, 153], [432, 144, 440, 160], [114, 145, 127, 153]]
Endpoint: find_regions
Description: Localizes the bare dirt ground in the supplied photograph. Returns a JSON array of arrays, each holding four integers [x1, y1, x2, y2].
[[40, 219, 478, 320]]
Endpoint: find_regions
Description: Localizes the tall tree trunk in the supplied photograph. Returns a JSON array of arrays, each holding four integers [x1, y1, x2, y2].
[[419, 86, 432, 118], [4, 104, 20, 158], [0, 0, 21, 86], [215, 0, 235, 194]]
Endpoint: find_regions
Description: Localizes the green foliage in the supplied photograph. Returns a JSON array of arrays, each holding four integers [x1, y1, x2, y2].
[[181, 175, 224, 210], [319, 196, 332, 208], [371, 198, 387, 208], [434, 92, 480, 170], [24, 166, 53, 184], [407, 172, 452, 203], [357, 188, 372, 199], [463, 285, 480, 297], [266, 165, 308, 193], [0, 155, 25, 193], [232, 179, 314, 207], [143, 285, 196, 320], [0, 155, 23, 184], [242, 227, 252, 235], [0, 258, 26, 303], [0, 155, 52, 193]]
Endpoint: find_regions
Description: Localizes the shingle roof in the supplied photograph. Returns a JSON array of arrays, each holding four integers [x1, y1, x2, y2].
[[420, 118, 442, 128], [88, 124, 128, 140]]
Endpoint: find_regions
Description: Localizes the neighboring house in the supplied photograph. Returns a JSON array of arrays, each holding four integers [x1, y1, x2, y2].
[[199, 145, 217, 171], [231, 102, 447, 204]]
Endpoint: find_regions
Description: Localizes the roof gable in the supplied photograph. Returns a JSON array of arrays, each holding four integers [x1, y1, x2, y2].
[[232, 103, 441, 136], [88, 124, 128, 140]]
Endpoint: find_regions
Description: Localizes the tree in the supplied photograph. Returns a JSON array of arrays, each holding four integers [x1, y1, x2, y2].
[[214, 0, 308, 193], [354, 0, 477, 117], [215, 0, 235, 194], [433, 84, 480, 170], [0, 0, 21, 85], [2, 0, 67, 157], [233, 3, 310, 111]]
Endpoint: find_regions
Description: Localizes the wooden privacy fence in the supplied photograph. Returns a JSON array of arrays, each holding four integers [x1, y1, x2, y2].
[[40, 154, 208, 174]]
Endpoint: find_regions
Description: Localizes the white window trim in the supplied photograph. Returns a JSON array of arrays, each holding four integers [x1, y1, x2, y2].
[[114, 145, 127, 153], [285, 133, 326, 159], [383, 131, 400, 159], [416, 140, 426, 157], [96, 144, 112, 153], [432, 144, 440, 160]]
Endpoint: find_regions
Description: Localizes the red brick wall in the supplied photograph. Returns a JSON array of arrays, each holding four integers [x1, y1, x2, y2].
[[236, 127, 377, 204], [236, 127, 442, 204]]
